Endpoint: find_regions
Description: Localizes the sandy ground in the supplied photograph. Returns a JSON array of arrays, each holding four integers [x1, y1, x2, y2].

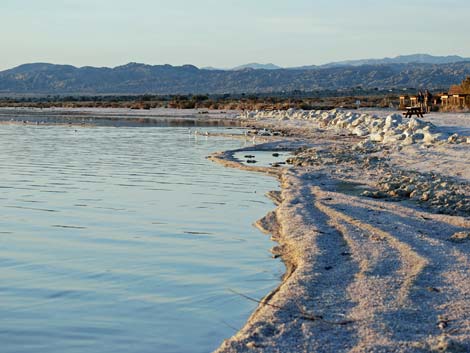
[[211, 110, 470, 352]]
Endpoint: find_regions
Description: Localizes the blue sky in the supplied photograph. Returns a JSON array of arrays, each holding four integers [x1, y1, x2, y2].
[[1, 0, 469, 70]]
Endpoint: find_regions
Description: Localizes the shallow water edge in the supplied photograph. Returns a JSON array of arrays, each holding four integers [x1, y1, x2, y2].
[[0, 121, 284, 353]]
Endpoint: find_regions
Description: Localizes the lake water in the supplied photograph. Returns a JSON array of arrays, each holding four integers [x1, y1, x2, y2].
[[233, 151, 292, 168], [0, 124, 283, 353]]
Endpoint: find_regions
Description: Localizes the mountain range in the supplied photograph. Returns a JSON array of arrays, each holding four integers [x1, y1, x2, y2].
[[1, 54, 469, 95], [317, 54, 470, 68], [203, 54, 470, 71]]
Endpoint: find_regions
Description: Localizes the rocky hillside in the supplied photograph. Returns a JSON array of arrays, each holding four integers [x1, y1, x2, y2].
[[0, 61, 469, 94]]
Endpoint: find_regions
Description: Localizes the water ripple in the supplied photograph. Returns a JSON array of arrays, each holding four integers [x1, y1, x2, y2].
[[0, 124, 283, 353]]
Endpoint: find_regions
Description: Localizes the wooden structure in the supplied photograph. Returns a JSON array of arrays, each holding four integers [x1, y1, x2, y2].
[[444, 85, 470, 109], [399, 94, 431, 113], [439, 77, 470, 110], [399, 95, 414, 109], [441, 94, 449, 107], [440, 90, 470, 109], [403, 106, 424, 118], [399, 95, 431, 109], [400, 77, 470, 112]]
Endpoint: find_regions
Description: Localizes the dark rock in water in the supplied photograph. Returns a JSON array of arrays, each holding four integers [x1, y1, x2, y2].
[[246, 160, 257, 164], [271, 245, 283, 259], [244, 155, 255, 158], [437, 316, 449, 330], [448, 231, 470, 243], [426, 286, 440, 293], [272, 153, 280, 157], [271, 163, 281, 168], [361, 190, 388, 199]]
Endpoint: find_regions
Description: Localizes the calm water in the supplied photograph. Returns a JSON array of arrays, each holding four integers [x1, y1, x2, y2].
[[233, 151, 292, 168], [0, 124, 283, 353]]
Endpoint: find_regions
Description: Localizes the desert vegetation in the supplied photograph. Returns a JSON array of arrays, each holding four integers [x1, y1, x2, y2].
[[0, 90, 407, 111]]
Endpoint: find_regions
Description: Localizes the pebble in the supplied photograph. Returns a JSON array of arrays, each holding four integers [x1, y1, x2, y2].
[[372, 171, 470, 216]]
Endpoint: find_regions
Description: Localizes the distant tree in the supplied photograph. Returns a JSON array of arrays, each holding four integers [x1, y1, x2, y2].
[[460, 76, 470, 93]]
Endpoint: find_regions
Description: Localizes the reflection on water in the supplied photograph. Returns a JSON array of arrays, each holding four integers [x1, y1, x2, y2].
[[0, 125, 283, 353]]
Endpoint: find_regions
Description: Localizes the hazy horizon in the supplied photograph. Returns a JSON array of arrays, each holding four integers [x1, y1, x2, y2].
[[2, 0, 470, 71]]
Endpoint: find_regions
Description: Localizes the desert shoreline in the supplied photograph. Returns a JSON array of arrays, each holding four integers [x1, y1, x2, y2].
[[211, 109, 470, 352], [2, 107, 470, 352]]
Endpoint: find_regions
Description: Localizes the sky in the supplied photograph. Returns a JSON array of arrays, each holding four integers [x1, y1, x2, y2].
[[1, 0, 470, 70]]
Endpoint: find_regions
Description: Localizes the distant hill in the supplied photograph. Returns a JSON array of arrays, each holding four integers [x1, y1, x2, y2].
[[231, 63, 282, 71], [320, 54, 470, 68], [1, 60, 470, 95], [201, 66, 223, 71], [204, 55, 470, 72], [202, 63, 282, 71]]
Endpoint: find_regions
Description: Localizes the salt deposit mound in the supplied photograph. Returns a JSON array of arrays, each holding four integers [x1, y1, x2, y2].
[[240, 109, 469, 145]]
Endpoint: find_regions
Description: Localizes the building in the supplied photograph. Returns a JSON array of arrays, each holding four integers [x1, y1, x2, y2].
[[400, 77, 470, 111], [440, 77, 470, 111]]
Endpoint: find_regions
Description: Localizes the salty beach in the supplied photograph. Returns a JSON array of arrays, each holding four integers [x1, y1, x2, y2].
[[2, 107, 470, 352], [212, 109, 470, 352]]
